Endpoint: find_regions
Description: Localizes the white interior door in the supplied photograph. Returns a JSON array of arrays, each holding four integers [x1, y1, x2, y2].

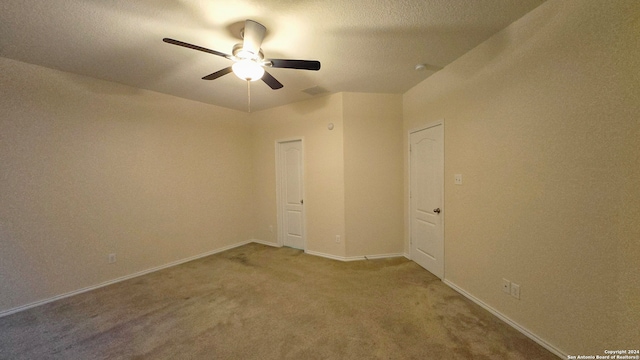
[[277, 140, 305, 250], [410, 124, 444, 278]]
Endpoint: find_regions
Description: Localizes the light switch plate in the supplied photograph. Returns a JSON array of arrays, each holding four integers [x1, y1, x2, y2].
[[511, 283, 521, 299]]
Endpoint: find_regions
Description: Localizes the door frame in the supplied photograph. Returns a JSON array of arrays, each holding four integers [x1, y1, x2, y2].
[[408, 120, 445, 277], [275, 137, 306, 250]]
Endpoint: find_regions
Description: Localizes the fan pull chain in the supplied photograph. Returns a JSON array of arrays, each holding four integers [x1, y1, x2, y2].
[[247, 80, 251, 113]]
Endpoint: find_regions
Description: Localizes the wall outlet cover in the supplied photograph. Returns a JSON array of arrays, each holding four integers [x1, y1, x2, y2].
[[454, 174, 463, 185]]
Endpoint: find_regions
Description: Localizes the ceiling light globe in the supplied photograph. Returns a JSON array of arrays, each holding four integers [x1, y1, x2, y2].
[[232, 60, 264, 81]]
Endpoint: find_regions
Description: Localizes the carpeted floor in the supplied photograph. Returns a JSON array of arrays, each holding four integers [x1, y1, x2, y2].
[[0, 243, 557, 359]]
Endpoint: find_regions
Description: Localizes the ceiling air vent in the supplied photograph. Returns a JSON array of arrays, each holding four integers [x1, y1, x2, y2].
[[302, 86, 329, 96]]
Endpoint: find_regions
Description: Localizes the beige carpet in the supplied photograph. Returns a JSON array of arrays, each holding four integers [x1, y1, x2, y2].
[[0, 243, 557, 359]]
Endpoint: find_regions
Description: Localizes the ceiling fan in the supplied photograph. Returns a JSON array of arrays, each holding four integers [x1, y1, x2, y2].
[[163, 19, 321, 90]]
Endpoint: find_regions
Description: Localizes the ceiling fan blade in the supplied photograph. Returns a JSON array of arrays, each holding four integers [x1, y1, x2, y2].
[[242, 20, 266, 56], [268, 59, 321, 71], [262, 70, 283, 90], [163, 38, 232, 59], [202, 67, 233, 80]]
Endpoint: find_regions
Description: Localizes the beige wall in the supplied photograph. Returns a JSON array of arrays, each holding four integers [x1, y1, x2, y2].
[[0, 66, 404, 313], [343, 93, 404, 257], [403, 0, 639, 354], [250, 94, 346, 257], [250, 92, 404, 259], [0, 57, 254, 312], [2, 0, 638, 353]]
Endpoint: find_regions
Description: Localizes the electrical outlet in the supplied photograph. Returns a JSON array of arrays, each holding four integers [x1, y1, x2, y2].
[[108, 253, 116, 264], [335, 235, 341, 243], [454, 174, 463, 185], [511, 283, 521, 299], [502, 278, 511, 294]]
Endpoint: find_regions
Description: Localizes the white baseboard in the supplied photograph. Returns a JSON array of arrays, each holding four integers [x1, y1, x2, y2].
[[443, 279, 566, 359], [305, 249, 404, 262], [0, 240, 253, 318], [251, 240, 405, 262], [350, 253, 406, 261], [250, 239, 281, 247], [304, 249, 345, 261]]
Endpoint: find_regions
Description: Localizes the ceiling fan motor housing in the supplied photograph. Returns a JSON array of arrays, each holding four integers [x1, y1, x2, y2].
[[232, 43, 264, 62]]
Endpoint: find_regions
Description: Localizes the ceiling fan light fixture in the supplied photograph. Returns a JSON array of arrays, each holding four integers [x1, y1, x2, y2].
[[163, 19, 319, 91], [232, 59, 265, 81]]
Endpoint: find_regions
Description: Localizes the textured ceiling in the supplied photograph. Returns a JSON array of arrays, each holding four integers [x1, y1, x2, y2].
[[0, 0, 545, 112]]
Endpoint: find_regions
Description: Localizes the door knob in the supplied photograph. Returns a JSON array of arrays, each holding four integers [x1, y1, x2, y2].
[[433, 208, 441, 214], [300, 199, 304, 205]]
